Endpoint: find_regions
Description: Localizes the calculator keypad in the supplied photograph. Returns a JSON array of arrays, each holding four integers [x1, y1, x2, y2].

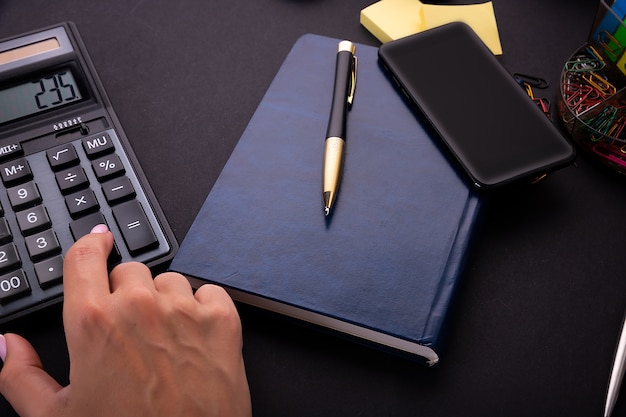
[[0, 129, 172, 315]]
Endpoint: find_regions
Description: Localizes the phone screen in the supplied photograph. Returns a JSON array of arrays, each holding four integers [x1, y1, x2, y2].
[[378, 22, 575, 188]]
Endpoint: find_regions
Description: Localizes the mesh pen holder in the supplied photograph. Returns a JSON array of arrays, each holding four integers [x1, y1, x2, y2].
[[558, 0, 626, 175]]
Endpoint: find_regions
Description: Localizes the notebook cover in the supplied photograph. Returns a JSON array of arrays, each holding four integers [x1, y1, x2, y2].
[[169, 34, 481, 366]]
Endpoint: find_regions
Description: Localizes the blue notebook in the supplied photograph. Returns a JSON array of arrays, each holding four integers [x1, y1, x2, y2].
[[169, 34, 481, 366]]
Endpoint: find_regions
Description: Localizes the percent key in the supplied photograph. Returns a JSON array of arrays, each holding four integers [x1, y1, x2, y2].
[[92, 154, 124, 180]]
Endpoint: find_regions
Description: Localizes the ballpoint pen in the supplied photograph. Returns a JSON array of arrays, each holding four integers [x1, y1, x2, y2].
[[604, 313, 626, 417], [323, 40, 357, 216]]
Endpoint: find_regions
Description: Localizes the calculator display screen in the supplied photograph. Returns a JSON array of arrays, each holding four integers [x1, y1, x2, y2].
[[0, 68, 83, 124]]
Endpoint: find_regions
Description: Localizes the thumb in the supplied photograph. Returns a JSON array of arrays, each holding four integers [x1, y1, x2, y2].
[[0, 333, 63, 417]]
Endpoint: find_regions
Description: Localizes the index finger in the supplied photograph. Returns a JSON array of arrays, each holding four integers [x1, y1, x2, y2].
[[63, 224, 114, 306]]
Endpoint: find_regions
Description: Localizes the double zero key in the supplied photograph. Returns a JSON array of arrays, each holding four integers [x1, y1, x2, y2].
[[0, 243, 29, 302]]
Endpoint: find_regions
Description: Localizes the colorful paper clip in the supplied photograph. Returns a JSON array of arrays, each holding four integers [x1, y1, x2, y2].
[[534, 97, 551, 119], [592, 142, 626, 168], [565, 51, 605, 72], [587, 106, 618, 139], [597, 30, 624, 61], [514, 73, 552, 118], [582, 72, 617, 97]]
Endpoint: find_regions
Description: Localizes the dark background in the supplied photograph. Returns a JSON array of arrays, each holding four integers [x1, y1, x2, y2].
[[0, 0, 620, 416]]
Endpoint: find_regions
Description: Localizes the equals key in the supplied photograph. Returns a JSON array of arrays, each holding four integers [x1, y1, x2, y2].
[[112, 200, 158, 255]]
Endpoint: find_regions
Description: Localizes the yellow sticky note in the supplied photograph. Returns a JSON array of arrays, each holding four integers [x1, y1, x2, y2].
[[360, 0, 502, 55], [360, 0, 425, 44], [422, 2, 502, 55]]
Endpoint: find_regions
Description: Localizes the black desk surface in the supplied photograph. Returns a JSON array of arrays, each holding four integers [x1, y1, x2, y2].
[[0, 0, 620, 416]]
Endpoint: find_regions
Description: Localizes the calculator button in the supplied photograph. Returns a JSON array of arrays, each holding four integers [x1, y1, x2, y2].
[[112, 200, 158, 255], [0, 158, 32, 186], [25, 229, 61, 261], [0, 243, 21, 273], [47, 144, 79, 170], [55, 167, 89, 194], [34, 255, 63, 288], [0, 143, 23, 163], [68, 212, 121, 264], [65, 189, 99, 218], [7, 181, 42, 210], [82, 132, 114, 158], [102, 176, 135, 204], [16, 205, 51, 235], [0, 269, 30, 304], [92, 154, 124, 181], [0, 218, 12, 244], [69, 211, 107, 240]]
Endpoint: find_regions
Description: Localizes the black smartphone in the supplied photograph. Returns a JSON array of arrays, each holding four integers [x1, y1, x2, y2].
[[378, 22, 575, 189]]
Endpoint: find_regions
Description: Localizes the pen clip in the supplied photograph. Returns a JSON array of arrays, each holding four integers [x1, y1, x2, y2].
[[347, 54, 357, 106]]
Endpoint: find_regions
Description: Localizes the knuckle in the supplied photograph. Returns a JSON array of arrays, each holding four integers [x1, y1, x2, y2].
[[123, 285, 157, 308], [197, 283, 229, 299], [110, 261, 149, 277], [205, 298, 241, 331], [194, 285, 240, 328], [156, 271, 187, 282], [154, 271, 191, 289]]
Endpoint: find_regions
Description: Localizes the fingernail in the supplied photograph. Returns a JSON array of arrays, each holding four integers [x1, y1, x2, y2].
[[0, 334, 6, 362], [90, 224, 109, 234]]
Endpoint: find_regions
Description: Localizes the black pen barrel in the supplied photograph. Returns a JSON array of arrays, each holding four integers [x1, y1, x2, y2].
[[326, 48, 354, 139]]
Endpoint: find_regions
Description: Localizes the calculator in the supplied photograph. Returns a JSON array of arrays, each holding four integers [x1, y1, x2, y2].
[[0, 22, 178, 323]]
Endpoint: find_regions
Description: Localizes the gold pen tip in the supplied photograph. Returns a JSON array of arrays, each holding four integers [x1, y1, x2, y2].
[[324, 207, 330, 216]]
